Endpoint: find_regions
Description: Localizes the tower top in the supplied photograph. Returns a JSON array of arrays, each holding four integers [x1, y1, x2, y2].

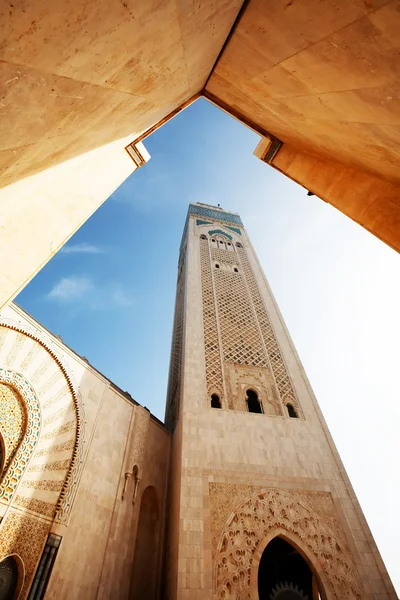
[[189, 203, 243, 225], [180, 203, 243, 250]]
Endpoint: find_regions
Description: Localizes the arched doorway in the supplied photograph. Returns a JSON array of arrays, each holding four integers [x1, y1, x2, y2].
[[258, 537, 322, 599], [0, 556, 19, 600], [130, 486, 159, 600]]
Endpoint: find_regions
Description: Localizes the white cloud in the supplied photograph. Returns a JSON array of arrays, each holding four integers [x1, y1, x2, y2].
[[60, 242, 104, 255], [110, 286, 132, 307], [47, 276, 93, 301], [47, 276, 133, 309]]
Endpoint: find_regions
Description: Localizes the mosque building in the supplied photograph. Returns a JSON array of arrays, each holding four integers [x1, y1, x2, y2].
[[0, 204, 396, 600]]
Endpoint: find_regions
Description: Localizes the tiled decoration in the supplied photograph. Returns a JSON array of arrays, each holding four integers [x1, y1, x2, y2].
[[0, 370, 41, 504], [0, 321, 84, 524], [189, 204, 243, 226], [208, 229, 232, 240], [0, 383, 26, 473]]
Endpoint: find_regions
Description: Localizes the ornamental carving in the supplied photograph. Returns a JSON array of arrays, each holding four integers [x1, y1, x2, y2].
[[237, 247, 302, 416], [0, 383, 27, 473], [213, 486, 362, 599], [0, 510, 50, 598], [0, 320, 85, 524], [0, 370, 41, 504], [225, 364, 282, 415], [129, 406, 150, 469]]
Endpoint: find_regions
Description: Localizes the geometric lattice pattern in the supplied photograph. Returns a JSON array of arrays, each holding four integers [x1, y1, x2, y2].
[[237, 247, 301, 414], [198, 225, 302, 417], [165, 251, 186, 430], [212, 252, 267, 368], [200, 238, 224, 402], [0, 383, 26, 473]]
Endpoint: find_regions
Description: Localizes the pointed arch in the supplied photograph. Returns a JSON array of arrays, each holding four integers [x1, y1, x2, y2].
[[0, 372, 41, 505], [250, 529, 329, 600], [0, 320, 85, 523], [130, 486, 160, 600], [214, 488, 363, 600]]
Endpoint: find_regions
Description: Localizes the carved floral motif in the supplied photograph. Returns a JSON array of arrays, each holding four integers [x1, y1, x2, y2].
[[212, 486, 362, 599]]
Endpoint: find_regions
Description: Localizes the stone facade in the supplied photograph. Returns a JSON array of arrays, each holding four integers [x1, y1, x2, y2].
[[164, 204, 397, 600], [0, 303, 169, 600], [0, 203, 397, 599]]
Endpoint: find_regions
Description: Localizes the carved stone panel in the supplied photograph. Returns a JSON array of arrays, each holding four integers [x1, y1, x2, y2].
[[225, 364, 282, 415], [210, 484, 362, 599]]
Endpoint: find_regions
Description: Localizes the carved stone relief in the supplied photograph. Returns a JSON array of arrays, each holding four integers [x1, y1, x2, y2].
[[0, 510, 50, 598], [210, 484, 362, 599], [225, 364, 283, 415]]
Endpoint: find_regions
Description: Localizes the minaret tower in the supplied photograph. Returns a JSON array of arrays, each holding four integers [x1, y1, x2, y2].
[[165, 203, 396, 600]]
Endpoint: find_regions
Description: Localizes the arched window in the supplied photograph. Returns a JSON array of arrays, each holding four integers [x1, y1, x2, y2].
[[200, 234, 207, 240], [246, 389, 262, 414], [215, 263, 220, 269], [211, 394, 221, 409], [0, 556, 19, 600], [236, 242, 242, 248], [287, 403, 298, 418], [233, 267, 239, 273]]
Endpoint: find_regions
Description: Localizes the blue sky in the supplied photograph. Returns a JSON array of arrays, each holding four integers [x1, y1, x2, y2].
[[16, 98, 400, 590]]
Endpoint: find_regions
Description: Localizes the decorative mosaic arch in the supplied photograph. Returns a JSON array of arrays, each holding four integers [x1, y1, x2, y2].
[[0, 319, 85, 522], [215, 488, 363, 600], [0, 370, 41, 504]]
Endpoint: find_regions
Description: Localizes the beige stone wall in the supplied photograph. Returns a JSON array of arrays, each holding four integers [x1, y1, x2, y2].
[[0, 139, 149, 312], [0, 303, 170, 600], [166, 208, 397, 599]]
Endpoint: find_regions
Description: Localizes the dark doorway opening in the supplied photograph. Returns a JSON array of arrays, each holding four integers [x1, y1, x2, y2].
[[246, 389, 262, 414], [0, 556, 19, 600], [258, 537, 319, 599], [211, 394, 221, 408]]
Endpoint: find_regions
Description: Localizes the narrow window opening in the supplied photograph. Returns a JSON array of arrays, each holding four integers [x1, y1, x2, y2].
[[28, 534, 62, 600], [236, 242, 242, 248], [287, 403, 298, 418], [215, 263, 220, 269], [200, 234, 207, 240], [246, 389, 262, 414], [211, 394, 221, 409], [233, 267, 238, 273]]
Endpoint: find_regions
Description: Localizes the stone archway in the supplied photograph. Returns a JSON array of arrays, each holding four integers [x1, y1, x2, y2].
[[214, 488, 362, 600], [0, 321, 84, 598], [130, 486, 160, 600], [0, 373, 41, 506], [252, 531, 328, 600]]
